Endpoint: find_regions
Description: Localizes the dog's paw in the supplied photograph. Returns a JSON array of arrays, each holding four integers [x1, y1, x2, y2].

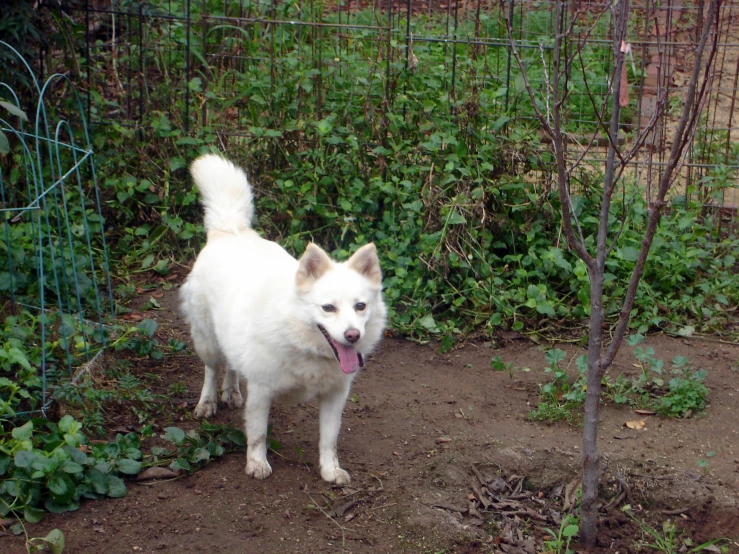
[[321, 466, 351, 485], [221, 388, 244, 409], [193, 400, 217, 419], [246, 458, 272, 480]]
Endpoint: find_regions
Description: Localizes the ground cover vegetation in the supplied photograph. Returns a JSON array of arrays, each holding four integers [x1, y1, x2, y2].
[[528, 336, 710, 425], [1, 0, 738, 548], [86, 0, 739, 341]]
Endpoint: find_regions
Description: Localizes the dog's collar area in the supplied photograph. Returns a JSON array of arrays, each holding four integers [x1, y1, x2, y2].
[[317, 325, 364, 370]]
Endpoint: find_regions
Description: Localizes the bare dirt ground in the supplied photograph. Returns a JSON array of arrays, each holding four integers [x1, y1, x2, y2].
[[4, 288, 739, 553]]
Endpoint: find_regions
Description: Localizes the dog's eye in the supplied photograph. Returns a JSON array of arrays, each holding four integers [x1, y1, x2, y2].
[[321, 304, 336, 313], [354, 302, 366, 312]]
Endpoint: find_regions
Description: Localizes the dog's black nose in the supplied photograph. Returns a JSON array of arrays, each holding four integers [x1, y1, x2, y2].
[[344, 329, 360, 343]]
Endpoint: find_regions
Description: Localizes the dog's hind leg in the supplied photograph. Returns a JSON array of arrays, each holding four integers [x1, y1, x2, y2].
[[191, 322, 222, 419], [318, 386, 352, 485], [244, 382, 273, 480], [221, 368, 244, 409]]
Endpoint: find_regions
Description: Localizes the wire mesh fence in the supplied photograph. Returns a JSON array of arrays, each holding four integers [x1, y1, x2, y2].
[[0, 1, 735, 416], [0, 41, 114, 417], [66, 0, 739, 219]]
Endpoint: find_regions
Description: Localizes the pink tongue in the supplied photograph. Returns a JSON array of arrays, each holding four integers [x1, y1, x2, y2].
[[333, 341, 361, 374]]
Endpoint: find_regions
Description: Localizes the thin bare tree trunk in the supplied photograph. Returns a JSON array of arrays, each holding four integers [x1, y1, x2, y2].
[[579, 0, 630, 541], [581, 0, 720, 544], [500, 0, 721, 545]]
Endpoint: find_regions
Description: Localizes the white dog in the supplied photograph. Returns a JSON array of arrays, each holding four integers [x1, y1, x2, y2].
[[179, 154, 386, 484]]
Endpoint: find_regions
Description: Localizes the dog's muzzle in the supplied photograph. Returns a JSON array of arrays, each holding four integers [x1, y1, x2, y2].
[[318, 325, 364, 374]]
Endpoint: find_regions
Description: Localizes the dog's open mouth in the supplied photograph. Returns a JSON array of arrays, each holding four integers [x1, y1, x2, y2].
[[318, 325, 364, 374]]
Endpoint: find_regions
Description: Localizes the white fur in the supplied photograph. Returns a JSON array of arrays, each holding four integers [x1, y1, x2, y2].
[[180, 154, 386, 484]]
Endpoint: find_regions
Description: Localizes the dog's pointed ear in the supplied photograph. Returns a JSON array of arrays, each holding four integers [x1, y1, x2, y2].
[[347, 243, 382, 286], [296, 243, 333, 290]]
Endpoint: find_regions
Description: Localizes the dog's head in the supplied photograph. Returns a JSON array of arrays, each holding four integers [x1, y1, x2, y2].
[[296, 243, 386, 374]]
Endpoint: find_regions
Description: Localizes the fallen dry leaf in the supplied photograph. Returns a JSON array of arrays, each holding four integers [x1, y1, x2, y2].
[[121, 313, 143, 322], [634, 409, 657, 415], [136, 467, 180, 481], [624, 419, 646, 430], [436, 436, 452, 444]]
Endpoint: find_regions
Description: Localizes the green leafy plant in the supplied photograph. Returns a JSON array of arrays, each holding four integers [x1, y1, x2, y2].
[[490, 355, 530, 378], [697, 450, 716, 473], [167, 381, 189, 396], [529, 349, 586, 425], [531, 340, 711, 424], [152, 422, 245, 474], [0, 414, 248, 527], [0, 309, 86, 418], [0, 416, 142, 522], [625, 509, 730, 554], [55, 0, 737, 343], [653, 358, 709, 419], [113, 319, 164, 360], [542, 514, 579, 554], [627, 336, 709, 418], [23, 527, 65, 554], [52, 360, 164, 436]]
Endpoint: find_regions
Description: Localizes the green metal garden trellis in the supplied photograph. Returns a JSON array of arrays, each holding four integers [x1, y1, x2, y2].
[[0, 41, 114, 417]]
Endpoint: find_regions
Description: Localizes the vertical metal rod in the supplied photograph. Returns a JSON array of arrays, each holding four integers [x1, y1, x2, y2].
[[85, 0, 91, 126], [138, 1, 144, 139], [724, 35, 739, 163], [402, 0, 412, 122], [0, 178, 16, 308], [185, 0, 192, 134], [201, 0, 208, 128], [404, 0, 412, 70], [560, 0, 568, 120], [126, 6, 132, 120], [504, 0, 515, 112], [385, 0, 392, 106], [450, 0, 460, 103]]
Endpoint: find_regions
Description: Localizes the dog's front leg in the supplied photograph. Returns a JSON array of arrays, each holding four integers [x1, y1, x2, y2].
[[318, 388, 351, 485], [244, 382, 273, 479]]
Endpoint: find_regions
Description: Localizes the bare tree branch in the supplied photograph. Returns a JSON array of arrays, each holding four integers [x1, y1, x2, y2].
[[498, 0, 594, 267], [602, 0, 721, 372]]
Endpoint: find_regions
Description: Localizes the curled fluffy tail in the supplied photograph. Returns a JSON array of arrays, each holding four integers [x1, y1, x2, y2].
[[190, 154, 254, 234]]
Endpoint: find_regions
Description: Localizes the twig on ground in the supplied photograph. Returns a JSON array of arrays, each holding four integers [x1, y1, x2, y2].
[[330, 499, 358, 518], [306, 492, 357, 547], [563, 476, 582, 512], [370, 473, 385, 491], [432, 502, 467, 514], [470, 480, 491, 509], [629, 473, 676, 481], [604, 489, 627, 511], [499, 508, 548, 522], [660, 505, 695, 516], [470, 464, 487, 487], [367, 502, 397, 512], [615, 472, 634, 506]]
